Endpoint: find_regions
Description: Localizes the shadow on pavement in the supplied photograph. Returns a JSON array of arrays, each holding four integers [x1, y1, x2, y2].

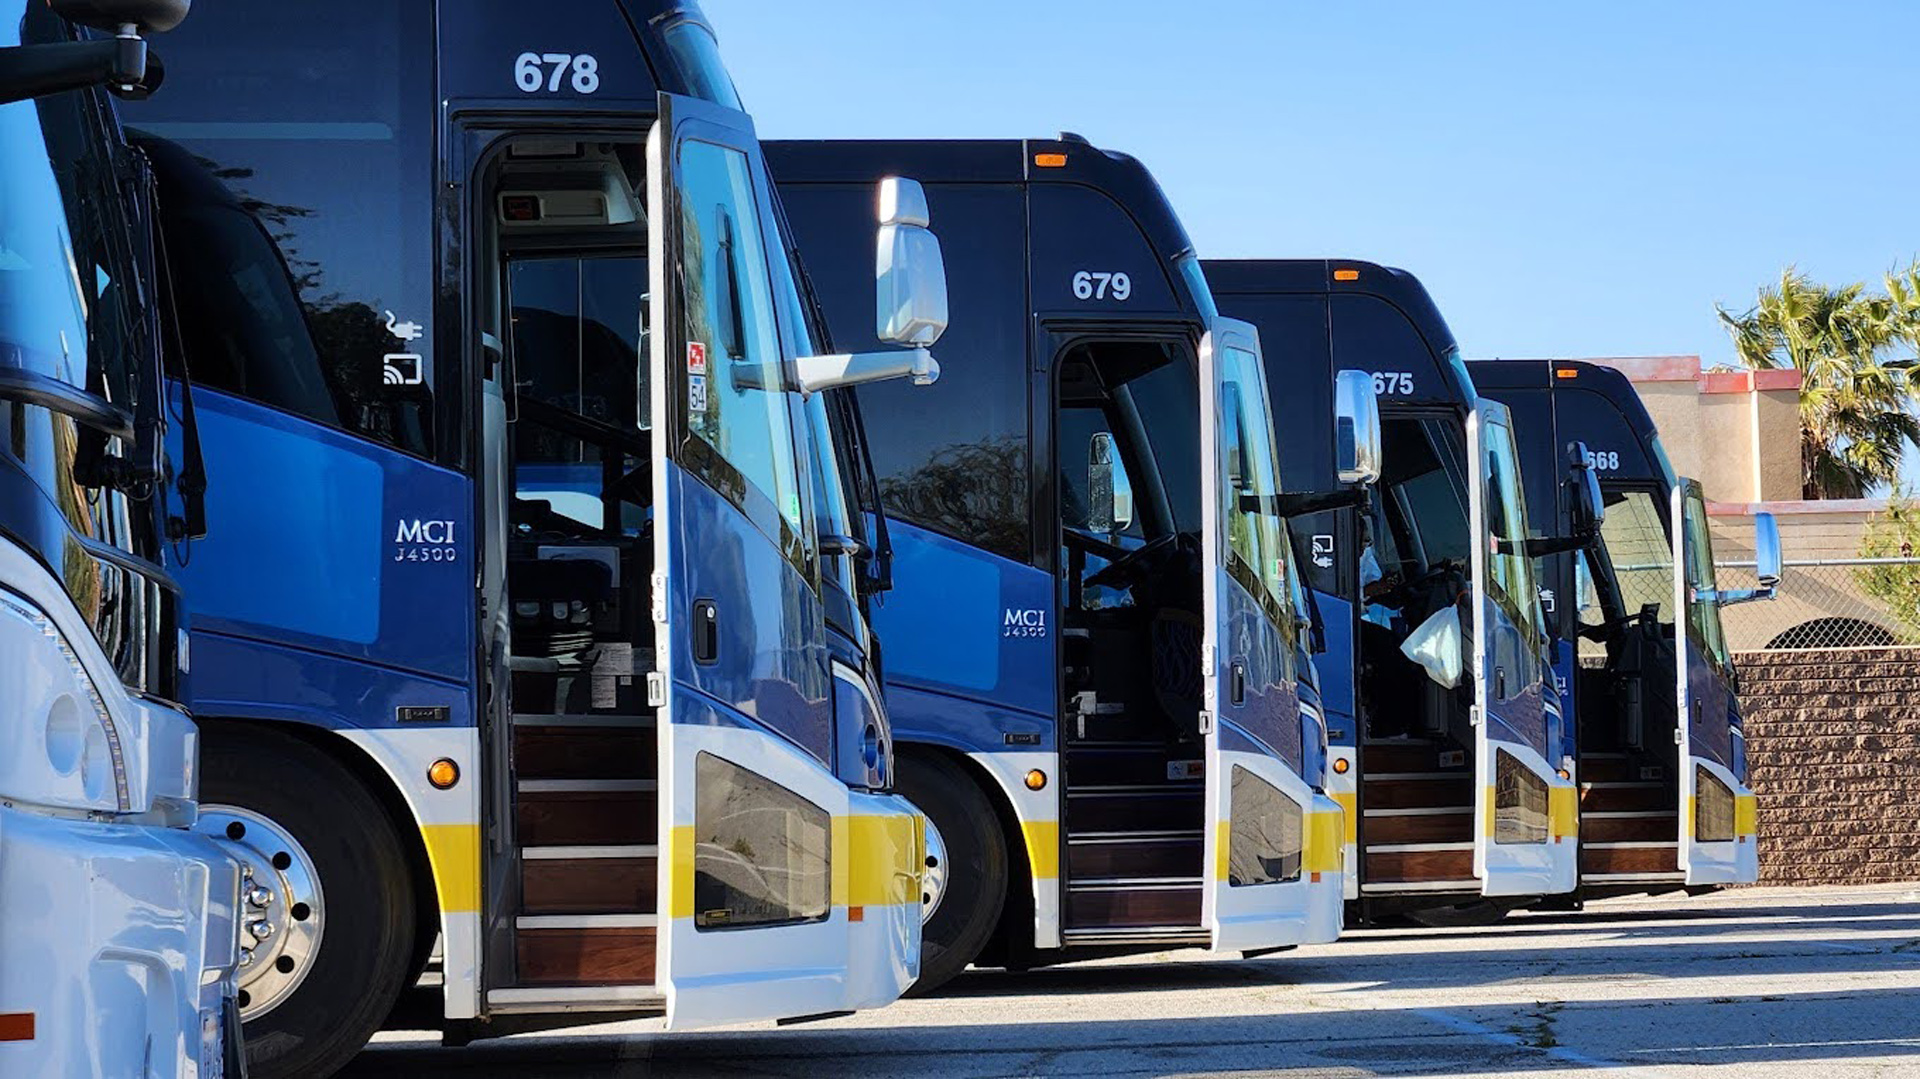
[[337, 984, 1920, 1078]]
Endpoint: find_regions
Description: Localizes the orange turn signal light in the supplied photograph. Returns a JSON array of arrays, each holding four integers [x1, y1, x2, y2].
[[1333, 269, 1360, 281], [1024, 769, 1048, 791], [428, 758, 461, 790], [1556, 368, 1580, 379], [1033, 152, 1068, 168], [1557, 769, 1572, 780], [1332, 757, 1351, 775]]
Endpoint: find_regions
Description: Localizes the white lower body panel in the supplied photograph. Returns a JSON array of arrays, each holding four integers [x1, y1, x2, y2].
[[0, 806, 242, 1078]]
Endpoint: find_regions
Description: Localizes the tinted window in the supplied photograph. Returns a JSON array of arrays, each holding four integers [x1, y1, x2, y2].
[[1224, 294, 1332, 494], [1596, 486, 1673, 623], [122, 2, 437, 458], [693, 752, 830, 929], [660, 17, 744, 110], [676, 138, 806, 547], [507, 256, 646, 532], [779, 183, 1031, 562], [1220, 346, 1295, 629]]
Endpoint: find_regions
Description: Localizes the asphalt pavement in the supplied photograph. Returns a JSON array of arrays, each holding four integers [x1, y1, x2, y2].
[[341, 883, 1920, 1077]]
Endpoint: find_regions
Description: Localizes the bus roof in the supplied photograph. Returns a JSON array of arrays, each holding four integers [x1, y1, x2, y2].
[[1470, 359, 1676, 489], [1205, 258, 1459, 359], [766, 136, 1207, 318]]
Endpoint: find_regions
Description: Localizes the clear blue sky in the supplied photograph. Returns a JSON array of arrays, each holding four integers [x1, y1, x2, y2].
[[707, 0, 1920, 371]]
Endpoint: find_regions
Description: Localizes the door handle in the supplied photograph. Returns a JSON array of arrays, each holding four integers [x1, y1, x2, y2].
[[1495, 666, 1507, 699], [692, 599, 719, 665], [1230, 661, 1246, 706]]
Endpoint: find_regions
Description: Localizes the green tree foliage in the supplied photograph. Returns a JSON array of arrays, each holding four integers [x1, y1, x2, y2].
[[1718, 265, 1920, 499], [1854, 495, 1920, 641]]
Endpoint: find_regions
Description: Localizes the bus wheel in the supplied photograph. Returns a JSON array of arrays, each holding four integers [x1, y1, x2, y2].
[[198, 727, 417, 1079], [898, 752, 1006, 995]]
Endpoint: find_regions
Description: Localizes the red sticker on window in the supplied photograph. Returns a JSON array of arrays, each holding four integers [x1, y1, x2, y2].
[[687, 340, 708, 375]]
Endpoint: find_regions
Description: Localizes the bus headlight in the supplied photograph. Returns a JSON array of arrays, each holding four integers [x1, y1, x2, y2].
[[0, 590, 129, 813]]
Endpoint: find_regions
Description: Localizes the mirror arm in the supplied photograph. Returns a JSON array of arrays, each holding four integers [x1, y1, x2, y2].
[[0, 38, 148, 106], [787, 349, 940, 394], [1702, 586, 1777, 606], [1499, 533, 1594, 558], [821, 533, 869, 559], [1274, 487, 1369, 517]]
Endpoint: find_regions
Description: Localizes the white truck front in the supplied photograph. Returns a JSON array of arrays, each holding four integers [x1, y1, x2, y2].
[[0, 0, 245, 1073]]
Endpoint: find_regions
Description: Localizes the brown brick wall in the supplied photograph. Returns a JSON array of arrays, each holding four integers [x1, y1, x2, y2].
[[1736, 646, 1920, 885]]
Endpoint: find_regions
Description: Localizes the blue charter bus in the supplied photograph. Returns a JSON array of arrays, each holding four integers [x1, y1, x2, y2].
[[771, 137, 1346, 991], [1472, 360, 1774, 893], [120, 4, 941, 1074], [1205, 259, 1578, 921], [0, 1, 245, 1074]]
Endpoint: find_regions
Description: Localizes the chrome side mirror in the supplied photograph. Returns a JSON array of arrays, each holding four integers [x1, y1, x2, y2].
[[1088, 432, 1133, 534], [788, 176, 948, 394], [1334, 369, 1382, 486], [1753, 511, 1782, 593], [875, 177, 947, 348]]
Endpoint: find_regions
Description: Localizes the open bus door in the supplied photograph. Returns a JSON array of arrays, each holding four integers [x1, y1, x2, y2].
[[1199, 318, 1344, 949], [1467, 401, 1578, 896], [647, 92, 908, 1028], [1672, 479, 1759, 884]]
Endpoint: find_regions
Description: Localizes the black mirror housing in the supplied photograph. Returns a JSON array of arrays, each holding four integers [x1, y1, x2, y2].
[[49, 0, 189, 34]]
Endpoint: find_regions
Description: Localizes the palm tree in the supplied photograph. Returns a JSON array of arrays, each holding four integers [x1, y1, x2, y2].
[[1717, 265, 1920, 499]]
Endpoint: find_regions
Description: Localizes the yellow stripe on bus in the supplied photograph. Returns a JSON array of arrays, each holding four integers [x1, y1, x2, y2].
[[420, 823, 481, 914], [667, 814, 926, 921], [1329, 790, 1358, 845], [1549, 785, 1578, 840], [1735, 793, 1758, 837], [1305, 806, 1344, 875], [1022, 819, 1059, 880]]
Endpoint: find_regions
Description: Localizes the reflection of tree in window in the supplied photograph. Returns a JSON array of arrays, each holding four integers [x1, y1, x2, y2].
[[137, 138, 430, 454], [881, 436, 1029, 559]]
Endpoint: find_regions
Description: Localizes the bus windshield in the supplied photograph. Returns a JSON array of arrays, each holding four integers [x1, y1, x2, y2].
[[0, 48, 138, 412]]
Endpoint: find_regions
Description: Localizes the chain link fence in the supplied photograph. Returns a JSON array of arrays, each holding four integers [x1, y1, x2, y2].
[[1715, 557, 1920, 651]]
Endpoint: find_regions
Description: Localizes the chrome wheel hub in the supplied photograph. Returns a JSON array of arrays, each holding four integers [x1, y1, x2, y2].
[[920, 814, 949, 923], [196, 805, 325, 1020]]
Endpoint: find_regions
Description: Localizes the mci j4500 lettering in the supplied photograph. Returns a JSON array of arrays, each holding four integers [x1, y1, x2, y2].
[[120, 4, 941, 1075], [772, 138, 1345, 991], [0, 2, 246, 1075], [1205, 260, 1578, 920], [1472, 360, 1773, 892]]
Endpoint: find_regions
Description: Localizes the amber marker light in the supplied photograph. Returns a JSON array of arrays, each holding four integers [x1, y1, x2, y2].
[[1033, 152, 1068, 168], [1556, 368, 1580, 379], [1333, 268, 1360, 281], [1024, 769, 1048, 791], [1332, 757, 1351, 775], [428, 758, 461, 790], [1558, 769, 1572, 780]]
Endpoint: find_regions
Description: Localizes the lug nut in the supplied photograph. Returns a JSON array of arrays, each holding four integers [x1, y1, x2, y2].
[[238, 948, 254, 968], [247, 886, 273, 909], [248, 920, 276, 942]]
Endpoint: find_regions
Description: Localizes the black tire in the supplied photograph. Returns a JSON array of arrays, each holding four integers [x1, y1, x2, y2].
[[202, 725, 417, 1079], [897, 752, 1007, 995]]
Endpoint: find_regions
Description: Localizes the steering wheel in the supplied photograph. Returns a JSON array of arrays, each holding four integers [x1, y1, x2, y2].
[[1082, 532, 1186, 593]]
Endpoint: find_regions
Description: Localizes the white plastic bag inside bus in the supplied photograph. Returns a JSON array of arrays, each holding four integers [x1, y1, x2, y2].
[[1401, 605, 1464, 688]]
